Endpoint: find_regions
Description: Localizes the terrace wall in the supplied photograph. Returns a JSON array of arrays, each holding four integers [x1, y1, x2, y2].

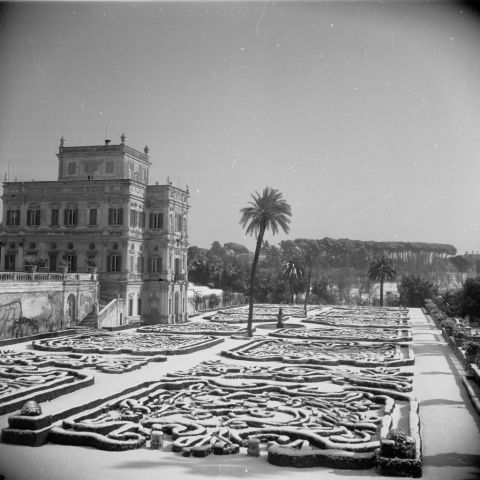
[[0, 275, 97, 339]]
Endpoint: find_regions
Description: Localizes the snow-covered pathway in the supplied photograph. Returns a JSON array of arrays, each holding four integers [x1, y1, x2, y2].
[[410, 308, 480, 480]]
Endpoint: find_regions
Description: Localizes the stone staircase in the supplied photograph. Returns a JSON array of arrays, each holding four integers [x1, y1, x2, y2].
[[78, 311, 98, 329]]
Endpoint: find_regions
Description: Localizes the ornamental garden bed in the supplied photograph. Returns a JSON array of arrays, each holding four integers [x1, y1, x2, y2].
[[206, 313, 289, 324], [0, 349, 166, 374], [0, 361, 93, 415], [137, 323, 251, 336], [269, 327, 412, 343], [304, 316, 411, 329], [2, 362, 419, 475], [32, 332, 224, 356], [222, 338, 414, 368]]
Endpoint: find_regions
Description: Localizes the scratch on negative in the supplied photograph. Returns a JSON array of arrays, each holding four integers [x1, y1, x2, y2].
[[256, 1, 269, 35]]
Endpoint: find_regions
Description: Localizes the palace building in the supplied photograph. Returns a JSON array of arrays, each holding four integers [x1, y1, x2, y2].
[[0, 135, 189, 325]]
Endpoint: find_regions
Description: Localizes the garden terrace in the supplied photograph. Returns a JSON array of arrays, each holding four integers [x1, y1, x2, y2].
[[32, 332, 224, 356]]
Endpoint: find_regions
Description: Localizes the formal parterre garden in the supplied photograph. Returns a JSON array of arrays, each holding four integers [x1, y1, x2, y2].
[[2, 305, 422, 477]]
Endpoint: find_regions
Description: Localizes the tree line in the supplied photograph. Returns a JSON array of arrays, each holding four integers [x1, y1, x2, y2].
[[188, 237, 454, 307]]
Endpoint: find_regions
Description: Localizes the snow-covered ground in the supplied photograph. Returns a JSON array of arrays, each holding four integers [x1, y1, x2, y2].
[[1, 308, 479, 480]]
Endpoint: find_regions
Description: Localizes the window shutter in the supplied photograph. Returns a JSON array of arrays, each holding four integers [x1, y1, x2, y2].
[[118, 208, 123, 225], [36, 210, 40, 225], [64, 209, 69, 225], [108, 208, 113, 225], [117, 255, 122, 271], [159, 213, 164, 229], [107, 255, 111, 272]]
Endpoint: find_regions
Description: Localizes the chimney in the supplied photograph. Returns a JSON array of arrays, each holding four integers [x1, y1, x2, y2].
[[105, 139, 111, 145]]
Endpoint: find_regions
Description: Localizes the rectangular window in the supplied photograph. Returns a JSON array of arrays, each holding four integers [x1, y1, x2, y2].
[[106, 161, 114, 173], [128, 299, 133, 316], [4, 254, 16, 271], [174, 258, 180, 280], [108, 208, 123, 225], [6, 210, 21, 226], [89, 208, 97, 226], [130, 255, 135, 272], [137, 256, 145, 273], [67, 162, 76, 175], [175, 214, 182, 232], [51, 209, 59, 226], [150, 256, 162, 273], [129, 209, 138, 227], [137, 298, 142, 316], [108, 254, 121, 272], [27, 209, 40, 226], [149, 212, 163, 229], [64, 208, 78, 226], [139, 211, 146, 228], [49, 254, 57, 272], [65, 255, 77, 272]]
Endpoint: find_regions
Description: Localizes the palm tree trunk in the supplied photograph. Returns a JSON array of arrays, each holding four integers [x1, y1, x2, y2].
[[247, 224, 265, 337], [380, 277, 384, 306], [303, 270, 311, 314]]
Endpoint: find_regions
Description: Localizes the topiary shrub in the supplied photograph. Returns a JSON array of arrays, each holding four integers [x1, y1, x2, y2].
[[381, 428, 415, 459], [377, 427, 421, 477], [440, 318, 455, 336]]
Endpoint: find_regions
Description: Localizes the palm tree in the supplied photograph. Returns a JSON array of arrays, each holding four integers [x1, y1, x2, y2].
[[368, 256, 397, 306], [282, 260, 305, 304], [240, 187, 292, 336], [296, 239, 322, 313]]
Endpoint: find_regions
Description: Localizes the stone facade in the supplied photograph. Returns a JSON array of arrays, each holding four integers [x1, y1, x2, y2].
[[0, 135, 189, 325]]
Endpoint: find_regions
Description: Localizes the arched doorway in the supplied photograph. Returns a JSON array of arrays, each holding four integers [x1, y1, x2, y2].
[[66, 294, 76, 326]]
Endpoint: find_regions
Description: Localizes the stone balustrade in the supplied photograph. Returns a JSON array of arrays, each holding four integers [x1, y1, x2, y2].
[[0, 272, 96, 282]]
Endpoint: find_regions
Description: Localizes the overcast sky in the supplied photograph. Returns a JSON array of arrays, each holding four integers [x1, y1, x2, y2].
[[1, 1, 479, 254]]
